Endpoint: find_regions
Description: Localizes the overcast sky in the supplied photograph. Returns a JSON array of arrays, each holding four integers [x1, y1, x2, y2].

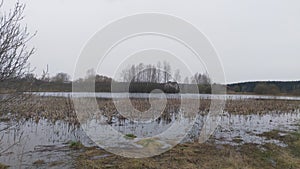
[[3, 0, 300, 83]]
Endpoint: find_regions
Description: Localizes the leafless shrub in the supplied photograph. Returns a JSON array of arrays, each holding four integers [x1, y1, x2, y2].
[[0, 0, 36, 114]]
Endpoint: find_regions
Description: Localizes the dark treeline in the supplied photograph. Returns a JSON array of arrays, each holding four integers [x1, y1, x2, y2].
[[0, 79, 212, 94], [1, 75, 300, 96], [228, 81, 300, 96], [0, 73, 211, 94], [1, 62, 300, 95]]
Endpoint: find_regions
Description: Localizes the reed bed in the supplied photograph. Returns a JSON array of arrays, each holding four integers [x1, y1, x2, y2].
[[0, 96, 300, 124]]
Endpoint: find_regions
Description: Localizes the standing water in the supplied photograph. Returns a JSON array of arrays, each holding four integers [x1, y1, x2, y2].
[[1, 110, 300, 168]]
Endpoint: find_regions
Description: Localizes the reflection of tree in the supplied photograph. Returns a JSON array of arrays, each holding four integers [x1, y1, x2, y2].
[[0, 122, 24, 157]]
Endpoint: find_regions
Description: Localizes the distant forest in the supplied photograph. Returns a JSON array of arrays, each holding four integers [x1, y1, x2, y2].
[[0, 62, 300, 95], [227, 81, 300, 96], [1, 75, 300, 96], [0, 62, 213, 94]]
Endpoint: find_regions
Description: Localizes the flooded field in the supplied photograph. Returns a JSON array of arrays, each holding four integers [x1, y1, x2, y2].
[[0, 93, 300, 168], [0, 102, 299, 168]]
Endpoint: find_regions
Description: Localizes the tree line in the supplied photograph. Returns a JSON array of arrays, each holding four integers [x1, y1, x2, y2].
[[120, 61, 210, 85], [228, 81, 300, 96]]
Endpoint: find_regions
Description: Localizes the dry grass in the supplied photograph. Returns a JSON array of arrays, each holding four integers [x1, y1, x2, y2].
[[1, 96, 300, 124], [225, 99, 300, 114], [0, 163, 8, 169], [75, 129, 300, 169]]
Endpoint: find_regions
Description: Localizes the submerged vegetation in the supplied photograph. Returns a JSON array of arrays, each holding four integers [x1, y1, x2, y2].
[[69, 141, 84, 150], [124, 134, 137, 139]]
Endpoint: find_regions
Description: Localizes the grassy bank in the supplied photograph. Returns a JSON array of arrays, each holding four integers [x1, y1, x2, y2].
[[75, 129, 300, 169]]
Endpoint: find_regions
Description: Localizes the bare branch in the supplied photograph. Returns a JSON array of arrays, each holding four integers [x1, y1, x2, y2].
[[0, 1, 36, 82]]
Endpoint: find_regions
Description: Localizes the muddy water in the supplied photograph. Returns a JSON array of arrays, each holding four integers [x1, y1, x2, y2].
[[0, 111, 300, 168]]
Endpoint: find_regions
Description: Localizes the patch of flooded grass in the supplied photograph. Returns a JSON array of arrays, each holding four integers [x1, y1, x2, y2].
[[288, 132, 300, 157], [124, 134, 137, 139], [257, 130, 285, 140], [232, 136, 243, 143], [69, 141, 84, 150], [0, 117, 10, 122], [33, 159, 45, 165], [48, 161, 64, 167]]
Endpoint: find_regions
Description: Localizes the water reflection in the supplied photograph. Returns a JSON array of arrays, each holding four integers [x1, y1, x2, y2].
[[0, 118, 92, 168], [214, 111, 300, 146], [31, 92, 300, 101], [0, 110, 299, 167]]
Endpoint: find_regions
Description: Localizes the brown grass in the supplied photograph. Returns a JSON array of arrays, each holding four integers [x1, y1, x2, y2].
[[75, 129, 300, 169], [1, 96, 300, 124]]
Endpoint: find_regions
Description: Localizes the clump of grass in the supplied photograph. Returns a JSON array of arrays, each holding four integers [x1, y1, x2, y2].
[[0, 117, 10, 122], [288, 132, 300, 157], [124, 134, 137, 139], [49, 161, 64, 167], [33, 160, 45, 165], [257, 130, 284, 140], [0, 163, 8, 169], [232, 136, 243, 143], [69, 141, 84, 149]]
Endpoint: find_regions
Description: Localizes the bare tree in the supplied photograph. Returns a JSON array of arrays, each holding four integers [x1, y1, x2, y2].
[[173, 69, 181, 82], [183, 76, 189, 84], [150, 65, 157, 83], [0, 2, 35, 158], [0, 1, 36, 82], [40, 64, 50, 82], [163, 61, 171, 83], [156, 61, 161, 83], [0, 1, 36, 115]]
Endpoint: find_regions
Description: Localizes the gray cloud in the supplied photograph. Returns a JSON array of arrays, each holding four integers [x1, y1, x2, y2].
[[4, 0, 300, 83]]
